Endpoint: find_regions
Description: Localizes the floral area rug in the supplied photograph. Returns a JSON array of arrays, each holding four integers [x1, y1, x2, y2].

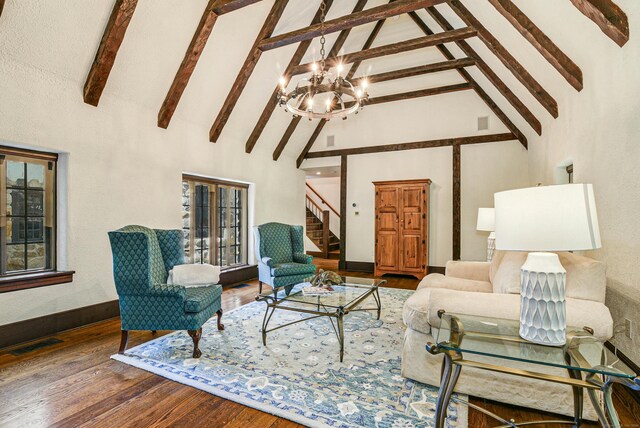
[[112, 286, 467, 428]]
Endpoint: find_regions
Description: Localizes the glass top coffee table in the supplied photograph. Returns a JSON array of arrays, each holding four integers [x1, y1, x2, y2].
[[428, 311, 639, 428], [256, 276, 385, 362]]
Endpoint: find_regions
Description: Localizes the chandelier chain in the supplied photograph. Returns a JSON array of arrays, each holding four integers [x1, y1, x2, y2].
[[319, 0, 326, 71]]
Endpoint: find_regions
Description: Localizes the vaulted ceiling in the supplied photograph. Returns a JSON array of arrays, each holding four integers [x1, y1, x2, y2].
[[3, 0, 628, 166]]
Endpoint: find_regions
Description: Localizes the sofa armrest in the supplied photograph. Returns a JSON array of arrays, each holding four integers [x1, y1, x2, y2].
[[418, 273, 492, 293], [293, 252, 313, 264], [424, 288, 613, 341], [261, 257, 274, 268], [445, 260, 491, 282]]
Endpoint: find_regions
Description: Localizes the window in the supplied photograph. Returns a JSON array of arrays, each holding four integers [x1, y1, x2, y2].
[[0, 147, 72, 293], [182, 175, 248, 268]]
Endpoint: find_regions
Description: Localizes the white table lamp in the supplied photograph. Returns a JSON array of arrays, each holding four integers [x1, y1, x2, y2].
[[476, 208, 495, 261], [494, 184, 601, 346]]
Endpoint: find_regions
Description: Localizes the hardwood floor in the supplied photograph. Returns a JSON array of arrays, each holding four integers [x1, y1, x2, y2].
[[0, 259, 638, 427]]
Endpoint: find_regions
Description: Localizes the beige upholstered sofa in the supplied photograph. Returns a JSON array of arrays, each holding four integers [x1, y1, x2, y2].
[[401, 250, 613, 419]]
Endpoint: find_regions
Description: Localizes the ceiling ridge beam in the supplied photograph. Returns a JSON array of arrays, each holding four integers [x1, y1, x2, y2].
[[447, 1, 558, 118], [258, 0, 447, 51], [488, 0, 583, 91], [305, 133, 516, 158], [570, 0, 628, 47], [290, 27, 477, 77], [290, 16, 388, 165], [422, 8, 536, 140], [246, 0, 364, 154], [208, 0, 289, 143], [157, 0, 264, 129], [353, 57, 476, 84], [0, 0, 5, 17], [83, 0, 138, 107]]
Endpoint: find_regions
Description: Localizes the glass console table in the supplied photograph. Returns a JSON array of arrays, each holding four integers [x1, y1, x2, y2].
[[256, 276, 385, 362], [427, 310, 639, 428]]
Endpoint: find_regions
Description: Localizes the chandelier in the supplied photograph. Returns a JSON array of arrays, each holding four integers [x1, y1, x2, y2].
[[277, 0, 370, 120]]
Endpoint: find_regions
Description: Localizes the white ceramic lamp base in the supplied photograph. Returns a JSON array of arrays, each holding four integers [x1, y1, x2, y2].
[[487, 232, 495, 262], [519, 252, 567, 346]]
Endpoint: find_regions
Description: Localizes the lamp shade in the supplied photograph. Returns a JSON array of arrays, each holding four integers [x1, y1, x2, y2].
[[476, 208, 495, 232], [494, 184, 601, 251]]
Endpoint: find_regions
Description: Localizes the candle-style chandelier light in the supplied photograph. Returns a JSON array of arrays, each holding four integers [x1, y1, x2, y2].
[[277, 0, 370, 120]]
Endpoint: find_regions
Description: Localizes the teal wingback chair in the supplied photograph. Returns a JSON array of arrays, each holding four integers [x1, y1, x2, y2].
[[254, 222, 316, 298], [108, 225, 224, 358]]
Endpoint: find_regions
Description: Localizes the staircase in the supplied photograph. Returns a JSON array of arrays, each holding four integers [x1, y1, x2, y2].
[[305, 189, 340, 259]]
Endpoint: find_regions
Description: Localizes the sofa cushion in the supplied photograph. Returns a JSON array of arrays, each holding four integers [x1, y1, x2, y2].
[[418, 273, 492, 293], [445, 260, 491, 282], [559, 252, 606, 303], [271, 262, 316, 277], [184, 284, 222, 313], [492, 252, 528, 294]]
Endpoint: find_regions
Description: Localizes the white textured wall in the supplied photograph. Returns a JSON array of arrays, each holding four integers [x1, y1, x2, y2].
[[0, 1, 307, 325]]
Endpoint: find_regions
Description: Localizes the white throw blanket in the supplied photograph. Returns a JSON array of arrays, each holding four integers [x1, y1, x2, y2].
[[168, 264, 221, 288]]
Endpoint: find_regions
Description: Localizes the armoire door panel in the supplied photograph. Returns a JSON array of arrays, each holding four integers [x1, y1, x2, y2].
[[378, 212, 397, 232], [378, 188, 398, 210], [401, 235, 421, 270], [377, 234, 398, 269]]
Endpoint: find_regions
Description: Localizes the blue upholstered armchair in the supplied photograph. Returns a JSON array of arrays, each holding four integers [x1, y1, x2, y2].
[[254, 222, 316, 298], [108, 225, 223, 358]]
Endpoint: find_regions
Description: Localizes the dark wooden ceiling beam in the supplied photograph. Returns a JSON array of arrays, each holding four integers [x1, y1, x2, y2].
[[158, 0, 265, 129], [208, 0, 289, 143], [294, 83, 474, 166], [447, 1, 558, 118], [305, 133, 516, 158], [212, 0, 263, 14], [282, 17, 387, 163], [353, 57, 475, 85], [488, 0, 583, 91], [245, 0, 363, 154], [421, 8, 537, 140], [570, 0, 629, 46], [258, 0, 447, 51], [290, 27, 477, 76], [83, 0, 138, 107], [0, 0, 5, 17]]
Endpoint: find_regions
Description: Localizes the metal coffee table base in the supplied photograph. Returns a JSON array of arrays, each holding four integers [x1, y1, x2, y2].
[[257, 288, 382, 362]]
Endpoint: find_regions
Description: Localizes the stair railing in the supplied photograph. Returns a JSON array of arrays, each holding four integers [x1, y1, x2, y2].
[[306, 182, 340, 217], [306, 194, 331, 258]]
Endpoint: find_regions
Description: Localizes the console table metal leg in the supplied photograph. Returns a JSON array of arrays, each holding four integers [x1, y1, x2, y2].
[[565, 354, 584, 427], [602, 381, 620, 428], [435, 353, 461, 428], [373, 288, 382, 320]]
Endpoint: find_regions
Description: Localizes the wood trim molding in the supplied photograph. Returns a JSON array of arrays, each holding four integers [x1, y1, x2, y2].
[[83, 0, 138, 106], [339, 156, 347, 270], [305, 133, 516, 159], [258, 0, 446, 51], [182, 173, 249, 189], [452, 143, 461, 260], [0, 271, 75, 293], [0, 299, 119, 349]]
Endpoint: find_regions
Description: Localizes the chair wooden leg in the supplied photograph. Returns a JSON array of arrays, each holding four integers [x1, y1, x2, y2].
[[258, 281, 263, 294], [150, 330, 157, 334], [187, 328, 202, 358], [216, 309, 225, 331], [118, 330, 129, 354]]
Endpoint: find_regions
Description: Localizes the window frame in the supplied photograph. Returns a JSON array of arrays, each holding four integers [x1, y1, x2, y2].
[[0, 146, 74, 293], [182, 174, 249, 270]]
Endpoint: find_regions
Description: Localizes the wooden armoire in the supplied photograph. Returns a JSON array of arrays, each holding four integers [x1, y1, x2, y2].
[[373, 179, 431, 280]]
